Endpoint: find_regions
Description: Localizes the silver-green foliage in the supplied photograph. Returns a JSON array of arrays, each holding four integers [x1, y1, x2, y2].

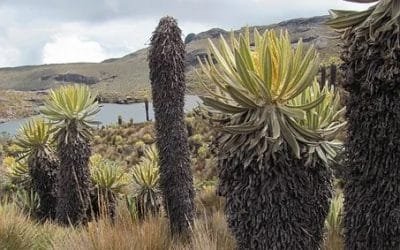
[[198, 29, 346, 167]]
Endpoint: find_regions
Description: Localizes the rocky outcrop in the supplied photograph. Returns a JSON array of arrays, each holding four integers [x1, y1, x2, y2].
[[191, 28, 228, 41], [54, 74, 98, 85], [185, 33, 196, 44], [276, 16, 329, 27], [40, 73, 99, 85], [185, 50, 215, 67]]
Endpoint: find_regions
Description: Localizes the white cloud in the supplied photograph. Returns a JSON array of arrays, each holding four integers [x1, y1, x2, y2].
[[42, 35, 108, 64], [0, 43, 21, 67], [0, 0, 377, 67], [39, 19, 213, 65]]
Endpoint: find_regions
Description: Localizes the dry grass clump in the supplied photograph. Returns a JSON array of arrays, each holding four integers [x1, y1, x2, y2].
[[0, 199, 235, 250], [195, 185, 224, 217], [53, 211, 235, 250], [0, 203, 53, 249], [184, 211, 236, 250], [53, 216, 171, 250], [0, 184, 346, 250]]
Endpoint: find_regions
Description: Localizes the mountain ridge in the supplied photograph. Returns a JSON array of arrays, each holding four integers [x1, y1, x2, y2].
[[0, 15, 339, 99]]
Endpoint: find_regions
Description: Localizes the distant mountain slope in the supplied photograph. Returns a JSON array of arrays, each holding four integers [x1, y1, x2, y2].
[[0, 15, 339, 98]]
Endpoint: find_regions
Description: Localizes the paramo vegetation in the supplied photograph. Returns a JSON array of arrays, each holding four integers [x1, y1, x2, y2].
[[0, 0, 398, 249]]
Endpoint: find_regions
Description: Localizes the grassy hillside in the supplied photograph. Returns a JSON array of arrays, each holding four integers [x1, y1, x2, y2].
[[0, 90, 43, 123], [0, 15, 339, 100]]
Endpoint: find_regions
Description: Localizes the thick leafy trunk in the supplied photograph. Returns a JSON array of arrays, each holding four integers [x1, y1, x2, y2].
[[56, 135, 92, 226], [344, 92, 400, 249], [218, 142, 332, 250], [341, 27, 400, 249], [149, 16, 195, 236], [28, 152, 58, 221]]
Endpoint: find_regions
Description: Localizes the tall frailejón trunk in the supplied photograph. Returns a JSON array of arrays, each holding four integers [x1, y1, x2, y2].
[[28, 153, 58, 221], [341, 19, 400, 250], [217, 140, 332, 249], [41, 84, 99, 227], [196, 28, 343, 249], [16, 119, 59, 222], [56, 126, 92, 226], [148, 16, 195, 237]]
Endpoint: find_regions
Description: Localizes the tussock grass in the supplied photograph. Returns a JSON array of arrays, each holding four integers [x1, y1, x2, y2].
[[0, 190, 346, 250], [0, 203, 53, 250], [53, 204, 235, 250], [0, 198, 236, 250]]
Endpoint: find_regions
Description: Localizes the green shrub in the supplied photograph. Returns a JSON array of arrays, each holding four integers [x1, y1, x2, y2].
[[142, 133, 153, 144], [190, 134, 203, 145], [135, 140, 146, 149], [93, 135, 101, 144], [197, 144, 209, 159], [113, 135, 123, 145]]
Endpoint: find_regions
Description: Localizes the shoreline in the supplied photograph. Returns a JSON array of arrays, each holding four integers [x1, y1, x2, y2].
[[0, 100, 148, 125], [0, 91, 199, 124], [0, 110, 40, 125], [98, 97, 147, 105]]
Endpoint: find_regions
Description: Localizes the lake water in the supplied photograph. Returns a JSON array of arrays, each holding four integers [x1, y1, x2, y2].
[[0, 95, 201, 136]]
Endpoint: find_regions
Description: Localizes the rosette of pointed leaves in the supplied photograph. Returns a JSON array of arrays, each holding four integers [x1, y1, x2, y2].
[[132, 160, 160, 205], [14, 189, 40, 217], [90, 158, 129, 195], [198, 29, 343, 164], [41, 84, 100, 142], [327, 0, 399, 39], [15, 118, 59, 221], [3, 157, 31, 191], [132, 145, 161, 219], [289, 80, 346, 165], [15, 118, 53, 160], [90, 157, 129, 220]]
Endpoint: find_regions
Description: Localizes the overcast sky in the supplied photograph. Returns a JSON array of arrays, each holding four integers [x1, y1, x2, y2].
[[0, 0, 373, 67]]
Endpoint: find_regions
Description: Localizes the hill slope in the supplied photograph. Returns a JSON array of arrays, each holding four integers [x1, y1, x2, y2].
[[0, 15, 339, 99]]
